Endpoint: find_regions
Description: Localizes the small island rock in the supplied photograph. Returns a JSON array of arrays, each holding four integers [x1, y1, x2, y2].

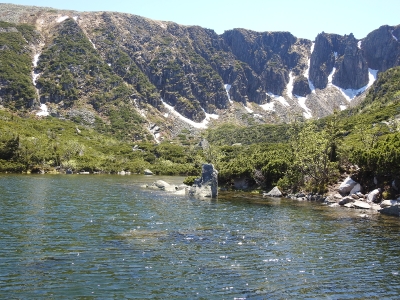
[[263, 186, 283, 197]]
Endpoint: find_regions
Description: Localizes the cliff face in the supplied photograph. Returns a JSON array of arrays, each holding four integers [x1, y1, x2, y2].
[[362, 25, 400, 72], [0, 3, 400, 136], [309, 33, 369, 90]]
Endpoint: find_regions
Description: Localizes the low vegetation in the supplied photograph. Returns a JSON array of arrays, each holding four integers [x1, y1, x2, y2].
[[1, 22, 400, 198]]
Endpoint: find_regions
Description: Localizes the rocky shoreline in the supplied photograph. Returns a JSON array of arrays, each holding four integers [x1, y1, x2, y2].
[[264, 175, 400, 218]]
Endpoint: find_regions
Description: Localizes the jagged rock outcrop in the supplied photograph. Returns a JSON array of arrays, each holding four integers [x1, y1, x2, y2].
[[332, 34, 369, 89], [222, 29, 310, 98], [310, 33, 369, 90], [292, 75, 311, 97], [362, 25, 400, 72]]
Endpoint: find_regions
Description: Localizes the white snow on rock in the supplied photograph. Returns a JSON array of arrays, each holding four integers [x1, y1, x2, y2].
[[73, 16, 78, 22], [266, 92, 290, 107], [327, 67, 336, 85], [286, 72, 294, 99], [331, 68, 378, 102], [33, 53, 40, 67], [243, 104, 253, 113], [89, 38, 96, 49], [340, 105, 347, 111], [161, 99, 218, 129], [391, 30, 398, 41], [260, 102, 275, 111], [224, 84, 233, 103], [32, 53, 41, 85], [357, 41, 362, 49], [56, 16, 69, 23], [304, 42, 316, 93], [32, 72, 40, 85], [36, 103, 49, 117], [295, 95, 312, 119]]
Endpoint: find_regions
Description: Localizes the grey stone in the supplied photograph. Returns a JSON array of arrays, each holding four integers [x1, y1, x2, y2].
[[380, 200, 399, 207], [349, 183, 361, 195], [146, 180, 178, 192], [187, 164, 218, 198], [263, 186, 283, 198], [353, 200, 371, 209], [144, 169, 153, 175], [367, 189, 381, 203], [338, 177, 358, 196], [339, 196, 354, 205], [379, 205, 400, 217]]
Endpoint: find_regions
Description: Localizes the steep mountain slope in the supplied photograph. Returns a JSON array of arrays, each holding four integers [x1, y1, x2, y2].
[[0, 3, 399, 141]]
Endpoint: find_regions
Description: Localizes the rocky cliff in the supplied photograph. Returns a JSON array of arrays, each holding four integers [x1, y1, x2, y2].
[[0, 3, 399, 140]]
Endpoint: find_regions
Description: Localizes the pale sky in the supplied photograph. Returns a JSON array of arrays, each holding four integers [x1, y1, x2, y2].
[[3, 0, 400, 40]]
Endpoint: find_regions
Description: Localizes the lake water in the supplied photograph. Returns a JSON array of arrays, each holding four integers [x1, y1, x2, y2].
[[0, 174, 399, 299]]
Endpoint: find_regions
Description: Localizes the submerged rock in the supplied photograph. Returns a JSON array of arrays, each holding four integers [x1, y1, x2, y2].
[[379, 204, 400, 217]]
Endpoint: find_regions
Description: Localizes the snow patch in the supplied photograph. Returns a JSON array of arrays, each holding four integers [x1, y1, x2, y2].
[[224, 84, 233, 103], [331, 68, 378, 102], [33, 53, 40, 67], [357, 41, 362, 49], [295, 95, 312, 119], [161, 99, 218, 129], [327, 67, 336, 85], [243, 104, 253, 113], [89, 39, 96, 50], [340, 105, 347, 111], [286, 72, 294, 99], [304, 42, 316, 93], [260, 102, 275, 111], [32, 53, 41, 85], [267, 92, 290, 107], [32, 72, 40, 85], [73, 16, 78, 22], [334, 52, 338, 59], [56, 16, 69, 23], [36, 103, 49, 117], [391, 30, 398, 41]]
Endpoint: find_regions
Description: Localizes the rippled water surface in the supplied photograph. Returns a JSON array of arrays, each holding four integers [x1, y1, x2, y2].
[[1, 174, 400, 299]]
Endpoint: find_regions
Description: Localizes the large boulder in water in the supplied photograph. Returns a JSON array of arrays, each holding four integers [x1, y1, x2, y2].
[[188, 164, 218, 198]]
